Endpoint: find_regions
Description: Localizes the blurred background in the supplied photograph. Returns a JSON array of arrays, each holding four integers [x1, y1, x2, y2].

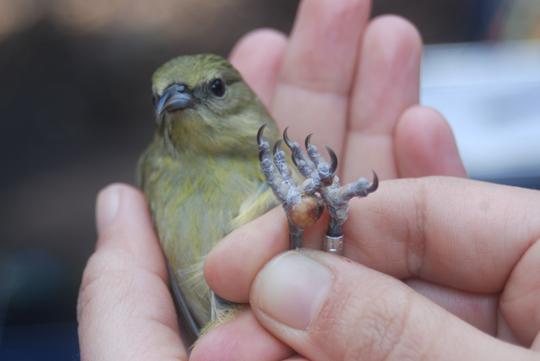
[[1, 0, 539, 359]]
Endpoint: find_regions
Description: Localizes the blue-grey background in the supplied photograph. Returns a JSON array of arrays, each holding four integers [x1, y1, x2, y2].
[[2, 0, 539, 359]]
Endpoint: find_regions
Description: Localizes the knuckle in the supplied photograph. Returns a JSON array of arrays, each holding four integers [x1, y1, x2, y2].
[[406, 178, 429, 277]]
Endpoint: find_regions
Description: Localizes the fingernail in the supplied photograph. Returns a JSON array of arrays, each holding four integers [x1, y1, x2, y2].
[[252, 251, 332, 330], [96, 185, 121, 234]]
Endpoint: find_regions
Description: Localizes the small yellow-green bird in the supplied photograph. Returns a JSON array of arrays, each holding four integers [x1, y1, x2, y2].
[[137, 54, 282, 341], [137, 54, 377, 343]]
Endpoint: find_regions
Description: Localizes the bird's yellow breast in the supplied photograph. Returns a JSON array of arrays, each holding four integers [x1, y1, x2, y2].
[[138, 140, 276, 325]]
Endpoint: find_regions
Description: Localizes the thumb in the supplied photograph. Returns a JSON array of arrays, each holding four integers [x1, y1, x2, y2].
[[78, 184, 186, 361], [249, 250, 534, 361]]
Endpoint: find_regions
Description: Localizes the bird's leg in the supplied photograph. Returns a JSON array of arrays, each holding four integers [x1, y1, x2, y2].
[[303, 136, 378, 254], [257, 125, 323, 249], [283, 130, 379, 255], [258, 126, 378, 255]]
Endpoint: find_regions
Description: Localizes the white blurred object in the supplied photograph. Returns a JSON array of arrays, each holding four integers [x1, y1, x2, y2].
[[421, 41, 540, 179]]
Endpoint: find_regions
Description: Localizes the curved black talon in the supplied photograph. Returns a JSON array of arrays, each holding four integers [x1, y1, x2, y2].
[[325, 145, 338, 175], [257, 124, 266, 145], [368, 171, 379, 193], [283, 128, 292, 148], [304, 133, 313, 149]]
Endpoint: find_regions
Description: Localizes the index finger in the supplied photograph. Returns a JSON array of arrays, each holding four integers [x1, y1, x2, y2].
[[206, 177, 540, 302], [344, 177, 540, 292]]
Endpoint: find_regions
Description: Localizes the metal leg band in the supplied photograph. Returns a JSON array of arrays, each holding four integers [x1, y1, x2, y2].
[[324, 234, 344, 255]]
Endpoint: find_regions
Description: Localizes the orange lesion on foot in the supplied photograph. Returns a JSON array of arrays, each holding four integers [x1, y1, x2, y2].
[[288, 195, 324, 228]]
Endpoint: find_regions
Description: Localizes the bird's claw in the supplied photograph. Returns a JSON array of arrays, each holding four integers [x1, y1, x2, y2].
[[257, 125, 324, 249], [257, 125, 378, 254]]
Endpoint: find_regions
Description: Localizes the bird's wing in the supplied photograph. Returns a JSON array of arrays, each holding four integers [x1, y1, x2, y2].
[[230, 183, 279, 229], [167, 264, 201, 345]]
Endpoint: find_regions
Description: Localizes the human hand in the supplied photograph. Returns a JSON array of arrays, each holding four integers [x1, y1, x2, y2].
[[204, 177, 540, 360], [78, 1, 467, 360], [195, 0, 469, 358], [229, 0, 465, 182]]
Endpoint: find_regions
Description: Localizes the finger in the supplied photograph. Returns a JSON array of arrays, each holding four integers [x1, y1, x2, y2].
[[394, 105, 467, 177], [405, 279, 497, 334], [388, 105, 471, 344], [207, 177, 540, 298], [205, 206, 329, 302], [191, 310, 293, 361], [209, 249, 500, 346], [78, 184, 186, 361], [270, 0, 371, 155], [500, 237, 540, 345], [205, 207, 289, 303], [229, 28, 287, 107], [250, 250, 536, 361], [343, 15, 422, 181], [207, 213, 504, 335], [343, 177, 540, 294]]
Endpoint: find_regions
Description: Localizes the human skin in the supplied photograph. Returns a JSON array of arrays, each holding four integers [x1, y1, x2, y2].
[[203, 177, 540, 360], [77, 0, 472, 360]]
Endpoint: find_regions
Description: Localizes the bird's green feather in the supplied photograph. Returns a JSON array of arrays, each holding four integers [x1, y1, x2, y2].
[[137, 54, 280, 330]]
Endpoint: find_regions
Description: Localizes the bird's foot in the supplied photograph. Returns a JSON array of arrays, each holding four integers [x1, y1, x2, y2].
[[257, 125, 324, 249], [257, 125, 378, 254], [282, 128, 378, 254]]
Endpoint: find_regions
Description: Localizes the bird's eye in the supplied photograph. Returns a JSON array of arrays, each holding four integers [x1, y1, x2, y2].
[[209, 78, 225, 97], [152, 94, 158, 106]]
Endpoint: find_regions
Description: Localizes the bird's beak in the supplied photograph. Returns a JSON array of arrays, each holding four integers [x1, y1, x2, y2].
[[154, 83, 194, 118]]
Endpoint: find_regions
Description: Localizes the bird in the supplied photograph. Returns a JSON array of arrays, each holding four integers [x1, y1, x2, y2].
[[137, 54, 282, 342]]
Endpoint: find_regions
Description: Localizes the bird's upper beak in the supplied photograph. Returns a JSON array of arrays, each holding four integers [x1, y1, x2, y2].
[[154, 83, 194, 119]]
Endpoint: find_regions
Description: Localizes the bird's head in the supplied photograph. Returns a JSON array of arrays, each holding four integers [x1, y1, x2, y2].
[[151, 54, 277, 156]]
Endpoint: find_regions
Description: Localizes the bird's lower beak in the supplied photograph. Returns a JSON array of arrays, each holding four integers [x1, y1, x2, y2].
[[155, 86, 194, 118]]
